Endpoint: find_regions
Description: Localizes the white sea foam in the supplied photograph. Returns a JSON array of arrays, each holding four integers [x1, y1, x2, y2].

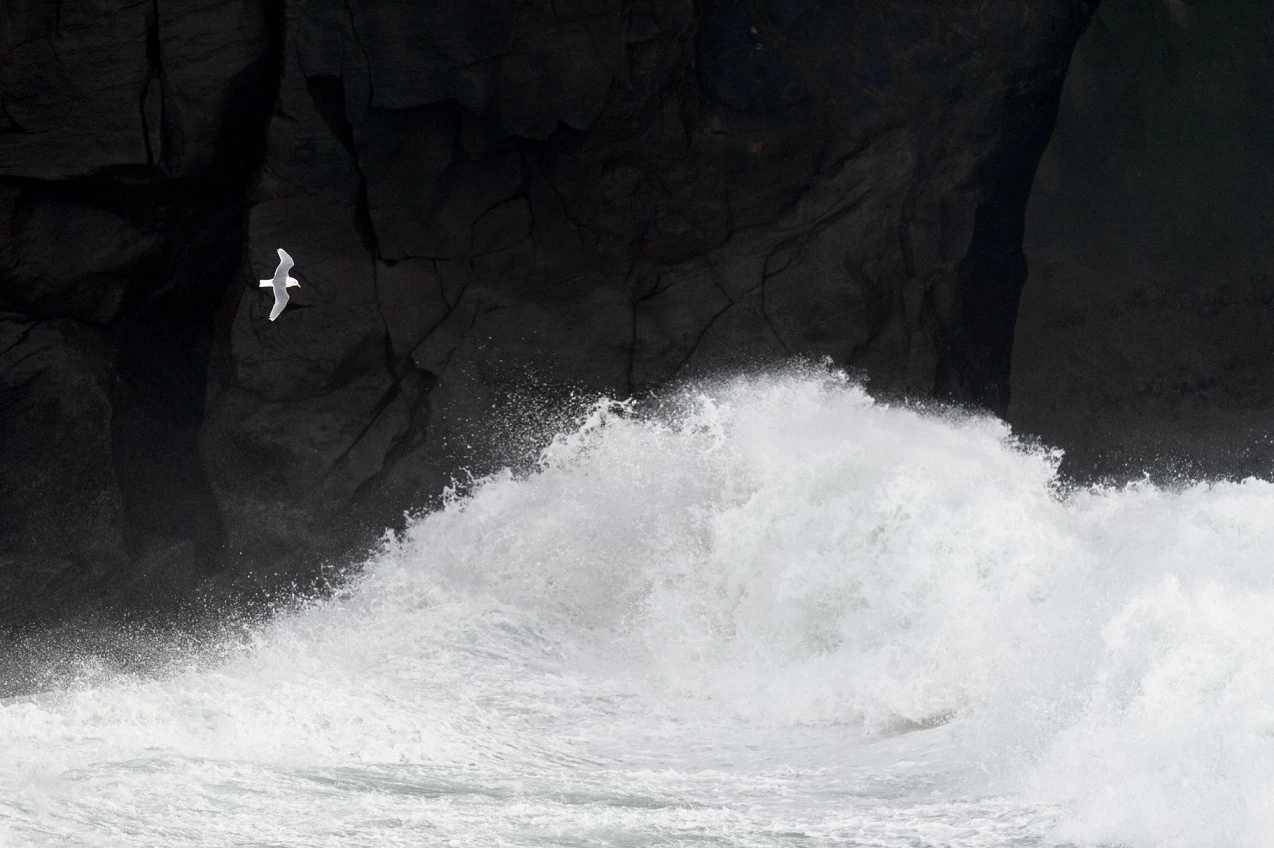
[[2, 366, 1270, 846]]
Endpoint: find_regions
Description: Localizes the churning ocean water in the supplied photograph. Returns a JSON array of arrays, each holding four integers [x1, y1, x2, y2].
[[2, 368, 1273, 847]]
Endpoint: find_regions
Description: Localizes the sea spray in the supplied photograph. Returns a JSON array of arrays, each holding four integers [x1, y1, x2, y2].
[[2, 366, 1272, 847]]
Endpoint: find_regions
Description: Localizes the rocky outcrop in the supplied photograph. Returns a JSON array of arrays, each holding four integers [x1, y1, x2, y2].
[[0, 0, 279, 625], [1011, 0, 1274, 480], [1, 0, 1096, 628]]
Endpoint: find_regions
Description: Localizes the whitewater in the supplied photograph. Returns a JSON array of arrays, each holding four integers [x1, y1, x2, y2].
[[3, 368, 1272, 847]]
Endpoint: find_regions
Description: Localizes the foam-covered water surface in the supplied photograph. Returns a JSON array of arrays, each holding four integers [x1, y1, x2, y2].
[[3, 368, 1271, 846]]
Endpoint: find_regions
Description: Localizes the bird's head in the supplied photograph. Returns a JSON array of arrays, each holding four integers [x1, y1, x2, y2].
[[287, 278, 301, 288]]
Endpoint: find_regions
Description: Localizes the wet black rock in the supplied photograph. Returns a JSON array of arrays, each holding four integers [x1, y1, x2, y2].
[[0, 0, 1096, 628], [1011, 0, 1274, 481]]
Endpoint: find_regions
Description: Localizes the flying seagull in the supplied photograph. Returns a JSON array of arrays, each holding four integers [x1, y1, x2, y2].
[[259, 247, 300, 321]]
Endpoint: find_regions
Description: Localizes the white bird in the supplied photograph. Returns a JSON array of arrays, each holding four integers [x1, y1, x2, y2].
[[259, 248, 301, 321]]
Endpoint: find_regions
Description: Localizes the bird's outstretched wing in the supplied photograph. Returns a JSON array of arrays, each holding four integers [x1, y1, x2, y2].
[[269, 289, 289, 321]]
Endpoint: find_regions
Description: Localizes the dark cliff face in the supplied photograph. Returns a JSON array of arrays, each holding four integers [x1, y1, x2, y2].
[[0, 0, 1096, 628], [1011, 0, 1274, 480]]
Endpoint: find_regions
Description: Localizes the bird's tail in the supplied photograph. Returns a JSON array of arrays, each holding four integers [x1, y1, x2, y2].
[[259, 280, 273, 287]]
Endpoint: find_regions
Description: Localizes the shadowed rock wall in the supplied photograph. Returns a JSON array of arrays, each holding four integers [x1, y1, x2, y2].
[[1012, 0, 1274, 479], [1, 0, 1095, 628]]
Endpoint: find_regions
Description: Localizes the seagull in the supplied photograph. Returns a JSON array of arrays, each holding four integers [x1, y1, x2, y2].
[[259, 247, 301, 321]]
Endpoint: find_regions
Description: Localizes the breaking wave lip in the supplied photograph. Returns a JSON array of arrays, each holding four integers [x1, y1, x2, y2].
[[4, 362, 1274, 847], [380, 364, 1274, 845]]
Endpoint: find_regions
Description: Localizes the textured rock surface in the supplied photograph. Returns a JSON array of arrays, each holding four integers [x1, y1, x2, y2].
[[1, 0, 1096, 628], [1011, 0, 1274, 479], [0, 0, 279, 626]]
